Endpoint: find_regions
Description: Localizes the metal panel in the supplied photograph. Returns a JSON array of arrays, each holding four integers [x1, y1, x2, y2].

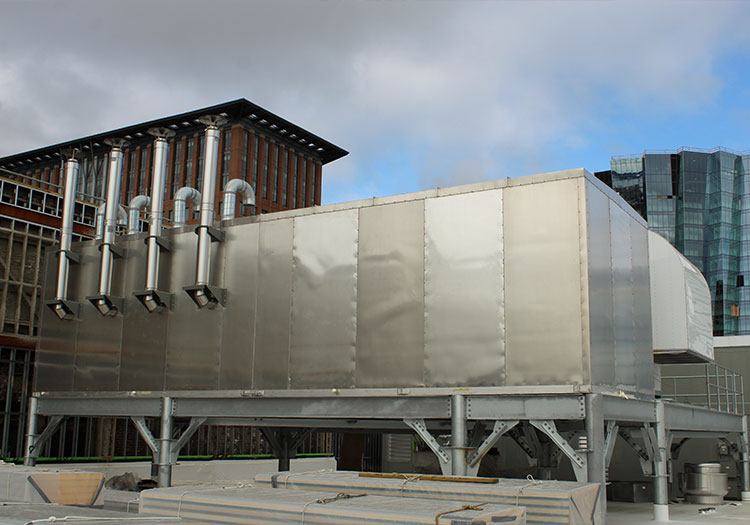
[[631, 219, 654, 392], [609, 201, 637, 390], [289, 210, 358, 389], [165, 230, 222, 390], [34, 251, 76, 392], [504, 179, 585, 386], [585, 183, 615, 387], [73, 301, 122, 391], [356, 201, 425, 387], [254, 219, 294, 389], [424, 190, 504, 387], [120, 236, 168, 390], [219, 223, 259, 389]]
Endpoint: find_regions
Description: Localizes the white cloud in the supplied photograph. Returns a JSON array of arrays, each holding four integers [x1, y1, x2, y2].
[[0, 0, 747, 196]]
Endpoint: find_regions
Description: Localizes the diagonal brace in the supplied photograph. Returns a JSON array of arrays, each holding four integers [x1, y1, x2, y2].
[[404, 418, 451, 468], [130, 416, 158, 455], [604, 421, 619, 469], [170, 417, 206, 462], [29, 415, 64, 457], [530, 419, 587, 480], [467, 420, 518, 469]]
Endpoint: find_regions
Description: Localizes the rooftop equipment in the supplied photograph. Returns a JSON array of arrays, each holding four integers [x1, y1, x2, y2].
[[36, 169, 678, 394], [221, 178, 255, 220]]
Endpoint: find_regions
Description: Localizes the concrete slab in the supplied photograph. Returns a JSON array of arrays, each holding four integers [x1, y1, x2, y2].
[[607, 501, 750, 524]]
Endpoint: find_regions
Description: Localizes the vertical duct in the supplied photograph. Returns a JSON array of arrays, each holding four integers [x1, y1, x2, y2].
[[45, 154, 81, 320], [87, 139, 128, 316], [127, 195, 151, 234], [184, 115, 227, 309], [220, 178, 255, 221], [173, 187, 201, 226], [96, 204, 127, 240], [135, 128, 175, 312]]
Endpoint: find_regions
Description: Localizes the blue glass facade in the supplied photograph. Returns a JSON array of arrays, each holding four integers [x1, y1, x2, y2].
[[600, 149, 750, 336]]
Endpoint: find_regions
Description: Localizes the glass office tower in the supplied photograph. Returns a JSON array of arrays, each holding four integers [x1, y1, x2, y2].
[[598, 148, 750, 336]]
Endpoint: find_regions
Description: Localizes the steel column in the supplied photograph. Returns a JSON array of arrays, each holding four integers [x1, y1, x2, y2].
[[653, 400, 669, 521], [23, 396, 39, 466], [742, 415, 750, 501], [451, 393, 467, 476], [585, 394, 606, 525], [157, 397, 174, 487]]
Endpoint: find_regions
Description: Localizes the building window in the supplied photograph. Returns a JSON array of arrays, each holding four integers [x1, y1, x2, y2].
[[262, 140, 270, 200], [311, 161, 318, 205], [301, 157, 307, 207], [196, 135, 205, 191], [172, 140, 182, 197], [241, 130, 249, 183], [252, 135, 259, 193], [292, 154, 298, 208], [221, 129, 232, 190], [272, 144, 279, 203], [127, 151, 136, 202], [138, 148, 147, 195], [282, 147, 289, 207], [185, 137, 194, 189]]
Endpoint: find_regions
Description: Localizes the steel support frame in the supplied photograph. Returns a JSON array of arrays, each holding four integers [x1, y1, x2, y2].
[[28, 388, 746, 515]]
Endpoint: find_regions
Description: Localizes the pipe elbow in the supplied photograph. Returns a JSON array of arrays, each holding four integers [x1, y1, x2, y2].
[[128, 195, 151, 234], [223, 178, 256, 206]]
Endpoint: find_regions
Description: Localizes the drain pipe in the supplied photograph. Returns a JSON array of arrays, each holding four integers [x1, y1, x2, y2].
[[45, 153, 81, 320], [184, 115, 227, 309], [87, 139, 128, 316], [134, 128, 175, 312], [220, 178, 255, 221], [173, 187, 201, 227], [95, 204, 127, 240], [127, 195, 151, 234]]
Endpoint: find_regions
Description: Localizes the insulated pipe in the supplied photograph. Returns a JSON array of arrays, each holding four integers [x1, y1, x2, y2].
[[127, 195, 151, 234], [97, 142, 126, 301], [221, 178, 256, 221], [192, 115, 226, 307], [173, 187, 201, 226], [145, 128, 174, 292], [95, 204, 127, 240], [653, 400, 669, 521], [52, 156, 79, 315]]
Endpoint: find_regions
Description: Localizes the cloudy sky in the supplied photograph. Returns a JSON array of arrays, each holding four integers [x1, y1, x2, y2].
[[1, 0, 750, 205]]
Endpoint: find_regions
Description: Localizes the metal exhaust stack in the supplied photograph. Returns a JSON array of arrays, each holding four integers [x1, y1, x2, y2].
[[87, 139, 128, 316], [134, 128, 175, 312], [173, 187, 201, 227], [96, 204, 127, 240], [221, 178, 255, 221], [45, 153, 82, 320], [127, 195, 151, 234], [184, 115, 227, 309]]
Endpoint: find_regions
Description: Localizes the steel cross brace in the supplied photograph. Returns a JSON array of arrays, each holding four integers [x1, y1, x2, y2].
[[404, 418, 451, 474], [27, 415, 64, 460], [464, 420, 519, 476], [530, 419, 587, 482], [130, 416, 206, 462], [617, 428, 653, 476], [604, 421, 619, 470]]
